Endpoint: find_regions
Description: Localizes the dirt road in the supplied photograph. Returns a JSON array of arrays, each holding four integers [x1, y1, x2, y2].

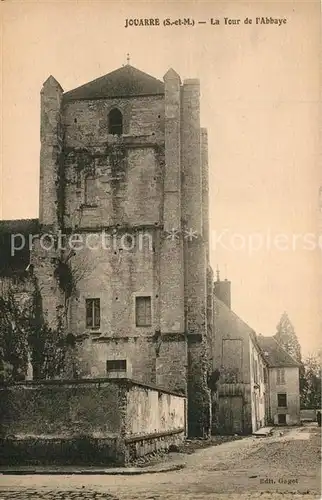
[[0, 423, 320, 499]]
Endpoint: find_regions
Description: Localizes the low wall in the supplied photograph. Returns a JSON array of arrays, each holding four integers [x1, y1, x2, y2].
[[125, 384, 186, 459], [0, 379, 123, 438], [126, 384, 185, 436], [300, 409, 317, 422], [0, 378, 186, 465]]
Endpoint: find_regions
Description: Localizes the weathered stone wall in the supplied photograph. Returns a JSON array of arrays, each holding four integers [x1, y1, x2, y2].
[[187, 338, 212, 437], [155, 70, 187, 396], [23, 68, 212, 438], [39, 76, 64, 229], [181, 80, 211, 437], [63, 226, 186, 387], [125, 383, 186, 436], [76, 336, 157, 384], [63, 95, 164, 143], [0, 378, 186, 465], [0, 379, 123, 439], [155, 335, 187, 394], [30, 237, 65, 330], [67, 230, 156, 337], [63, 141, 164, 230], [37, 76, 67, 331], [181, 80, 202, 234], [124, 379, 186, 460], [62, 96, 165, 230], [71, 334, 187, 395], [160, 69, 184, 335], [206, 266, 214, 351], [201, 128, 209, 261], [55, 88, 189, 392]]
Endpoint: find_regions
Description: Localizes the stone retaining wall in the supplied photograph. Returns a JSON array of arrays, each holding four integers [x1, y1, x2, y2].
[[0, 378, 186, 465]]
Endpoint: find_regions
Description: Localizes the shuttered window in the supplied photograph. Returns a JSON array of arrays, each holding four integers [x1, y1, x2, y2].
[[86, 298, 100, 328], [276, 368, 285, 385], [135, 296, 151, 326]]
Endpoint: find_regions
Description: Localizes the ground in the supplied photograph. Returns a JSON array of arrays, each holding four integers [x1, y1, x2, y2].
[[0, 424, 320, 499]]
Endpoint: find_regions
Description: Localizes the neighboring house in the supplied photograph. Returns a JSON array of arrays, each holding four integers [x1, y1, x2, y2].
[[257, 335, 301, 426], [0, 63, 214, 437], [212, 274, 267, 435]]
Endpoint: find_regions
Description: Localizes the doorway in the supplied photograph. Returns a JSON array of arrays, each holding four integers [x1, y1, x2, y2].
[[218, 395, 244, 434]]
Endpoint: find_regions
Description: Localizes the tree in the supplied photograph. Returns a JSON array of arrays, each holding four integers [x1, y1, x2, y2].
[[0, 282, 69, 382], [274, 312, 306, 396], [300, 353, 322, 409], [274, 312, 302, 362], [0, 288, 30, 382]]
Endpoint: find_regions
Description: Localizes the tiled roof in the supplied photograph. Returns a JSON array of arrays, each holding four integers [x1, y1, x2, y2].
[[0, 218, 39, 234], [257, 335, 302, 367], [63, 65, 165, 101]]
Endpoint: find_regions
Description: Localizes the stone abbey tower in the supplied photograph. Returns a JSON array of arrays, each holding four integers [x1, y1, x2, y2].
[[3, 64, 215, 436]]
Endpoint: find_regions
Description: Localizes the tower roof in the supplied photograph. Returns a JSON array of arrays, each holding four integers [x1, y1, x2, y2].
[[63, 65, 164, 101]]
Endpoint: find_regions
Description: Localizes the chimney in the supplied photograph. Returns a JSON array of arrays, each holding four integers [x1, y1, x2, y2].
[[213, 269, 231, 309]]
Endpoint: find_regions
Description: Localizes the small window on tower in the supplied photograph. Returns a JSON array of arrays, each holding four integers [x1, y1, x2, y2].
[[86, 298, 100, 329], [135, 296, 152, 327], [108, 108, 123, 135], [106, 359, 127, 373], [84, 176, 97, 206]]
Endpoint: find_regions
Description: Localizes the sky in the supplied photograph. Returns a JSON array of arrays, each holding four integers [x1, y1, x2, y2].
[[1, 0, 321, 355]]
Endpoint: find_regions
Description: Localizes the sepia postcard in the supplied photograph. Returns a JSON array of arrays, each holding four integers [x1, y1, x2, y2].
[[0, 1, 321, 499]]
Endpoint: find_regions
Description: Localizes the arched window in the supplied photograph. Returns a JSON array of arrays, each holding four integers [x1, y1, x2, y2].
[[108, 108, 123, 135]]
